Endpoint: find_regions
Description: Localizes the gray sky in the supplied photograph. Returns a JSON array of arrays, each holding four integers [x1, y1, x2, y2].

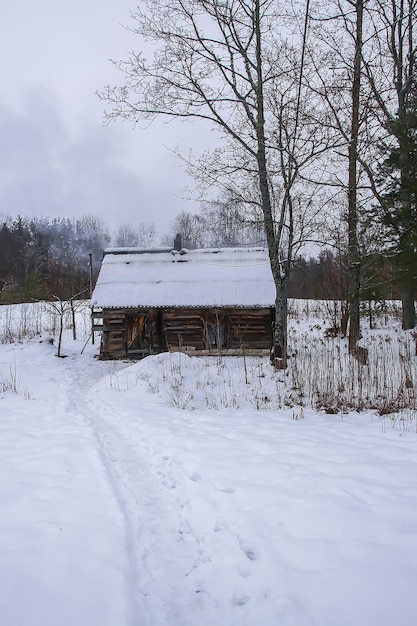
[[0, 0, 206, 240]]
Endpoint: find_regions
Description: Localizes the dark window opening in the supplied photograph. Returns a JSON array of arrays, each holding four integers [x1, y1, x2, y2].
[[207, 322, 226, 347]]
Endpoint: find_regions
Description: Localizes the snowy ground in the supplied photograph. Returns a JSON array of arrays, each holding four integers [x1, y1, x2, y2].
[[1, 306, 417, 625]]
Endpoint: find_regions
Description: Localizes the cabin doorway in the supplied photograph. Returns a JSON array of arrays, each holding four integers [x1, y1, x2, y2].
[[126, 314, 150, 358]]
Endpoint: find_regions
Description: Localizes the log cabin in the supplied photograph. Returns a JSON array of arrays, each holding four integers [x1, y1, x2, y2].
[[91, 244, 275, 359]]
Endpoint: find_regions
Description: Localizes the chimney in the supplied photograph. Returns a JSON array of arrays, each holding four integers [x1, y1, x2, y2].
[[174, 233, 182, 251]]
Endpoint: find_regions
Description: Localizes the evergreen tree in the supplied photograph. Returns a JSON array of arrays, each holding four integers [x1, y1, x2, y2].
[[378, 67, 417, 327]]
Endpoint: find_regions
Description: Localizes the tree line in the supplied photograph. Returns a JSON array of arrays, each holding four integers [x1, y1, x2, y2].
[[0, 215, 157, 303], [165, 203, 401, 305], [0, 203, 360, 297], [0, 204, 404, 333], [100, 0, 417, 365]]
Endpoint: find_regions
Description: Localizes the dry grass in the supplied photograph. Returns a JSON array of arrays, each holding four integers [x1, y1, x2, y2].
[[287, 323, 416, 415], [135, 304, 416, 418], [0, 299, 415, 418]]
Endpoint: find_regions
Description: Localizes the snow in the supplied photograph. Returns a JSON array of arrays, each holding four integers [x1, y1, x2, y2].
[[0, 341, 140, 626], [91, 247, 275, 309], [1, 303, 417, 625]]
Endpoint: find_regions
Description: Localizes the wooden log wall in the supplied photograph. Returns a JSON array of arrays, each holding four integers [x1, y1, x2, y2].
[[225, 309, 275, 350], [161, 307, 274, 353], [97, 307, 274, 359], [99, 309, 129, 358]]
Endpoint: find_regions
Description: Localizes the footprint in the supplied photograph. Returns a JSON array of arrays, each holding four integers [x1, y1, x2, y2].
[[232, 594, 250, 607], [239, 538, 260, 561], [188, 472, 202, 482], [215, 484, 235, 494]]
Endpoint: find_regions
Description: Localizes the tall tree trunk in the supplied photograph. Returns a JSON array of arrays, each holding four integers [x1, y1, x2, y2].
[[273, 275, 288, 368], [348, 0, 364, 353], [254, 0, 287, 367], [401, 284, 416, 329]]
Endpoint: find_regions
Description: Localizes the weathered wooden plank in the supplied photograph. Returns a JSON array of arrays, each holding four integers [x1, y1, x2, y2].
[[93, 324, 125, 332], [98, 305, 274, 358]]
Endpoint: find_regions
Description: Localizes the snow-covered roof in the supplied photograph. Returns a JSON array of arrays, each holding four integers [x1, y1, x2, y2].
[[91, 247, 275, 309]]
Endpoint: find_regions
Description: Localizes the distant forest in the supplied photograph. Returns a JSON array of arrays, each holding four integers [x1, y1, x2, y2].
[[0, 213, 398, 307], [0, 215, 110, 303]]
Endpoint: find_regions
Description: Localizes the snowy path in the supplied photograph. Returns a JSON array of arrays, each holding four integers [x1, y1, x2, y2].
[[0, 342, 142, 626], [1, 339, 417, 626], [71, 358, 204, 626]]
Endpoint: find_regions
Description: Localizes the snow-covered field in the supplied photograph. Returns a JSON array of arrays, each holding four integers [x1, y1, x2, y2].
[[1, 301, 417, 626]]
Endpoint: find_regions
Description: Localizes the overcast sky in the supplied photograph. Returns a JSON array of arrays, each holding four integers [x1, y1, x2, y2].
[[0, 1, 208, 240]]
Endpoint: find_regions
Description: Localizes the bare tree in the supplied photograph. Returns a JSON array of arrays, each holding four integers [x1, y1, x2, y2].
[[202, 192, 266, 246], [163, 192, 265, 248], [348, 0, 365, 351], [308, 0, 371, 355], [101, 0, 334, 366], [113, 222, 156, 247], [42, 287, 90, 357], [168, 211, 206, 249], [311, 0, 416, 333], [113, 223, 140, 247], [136, 222, 156, 247]]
